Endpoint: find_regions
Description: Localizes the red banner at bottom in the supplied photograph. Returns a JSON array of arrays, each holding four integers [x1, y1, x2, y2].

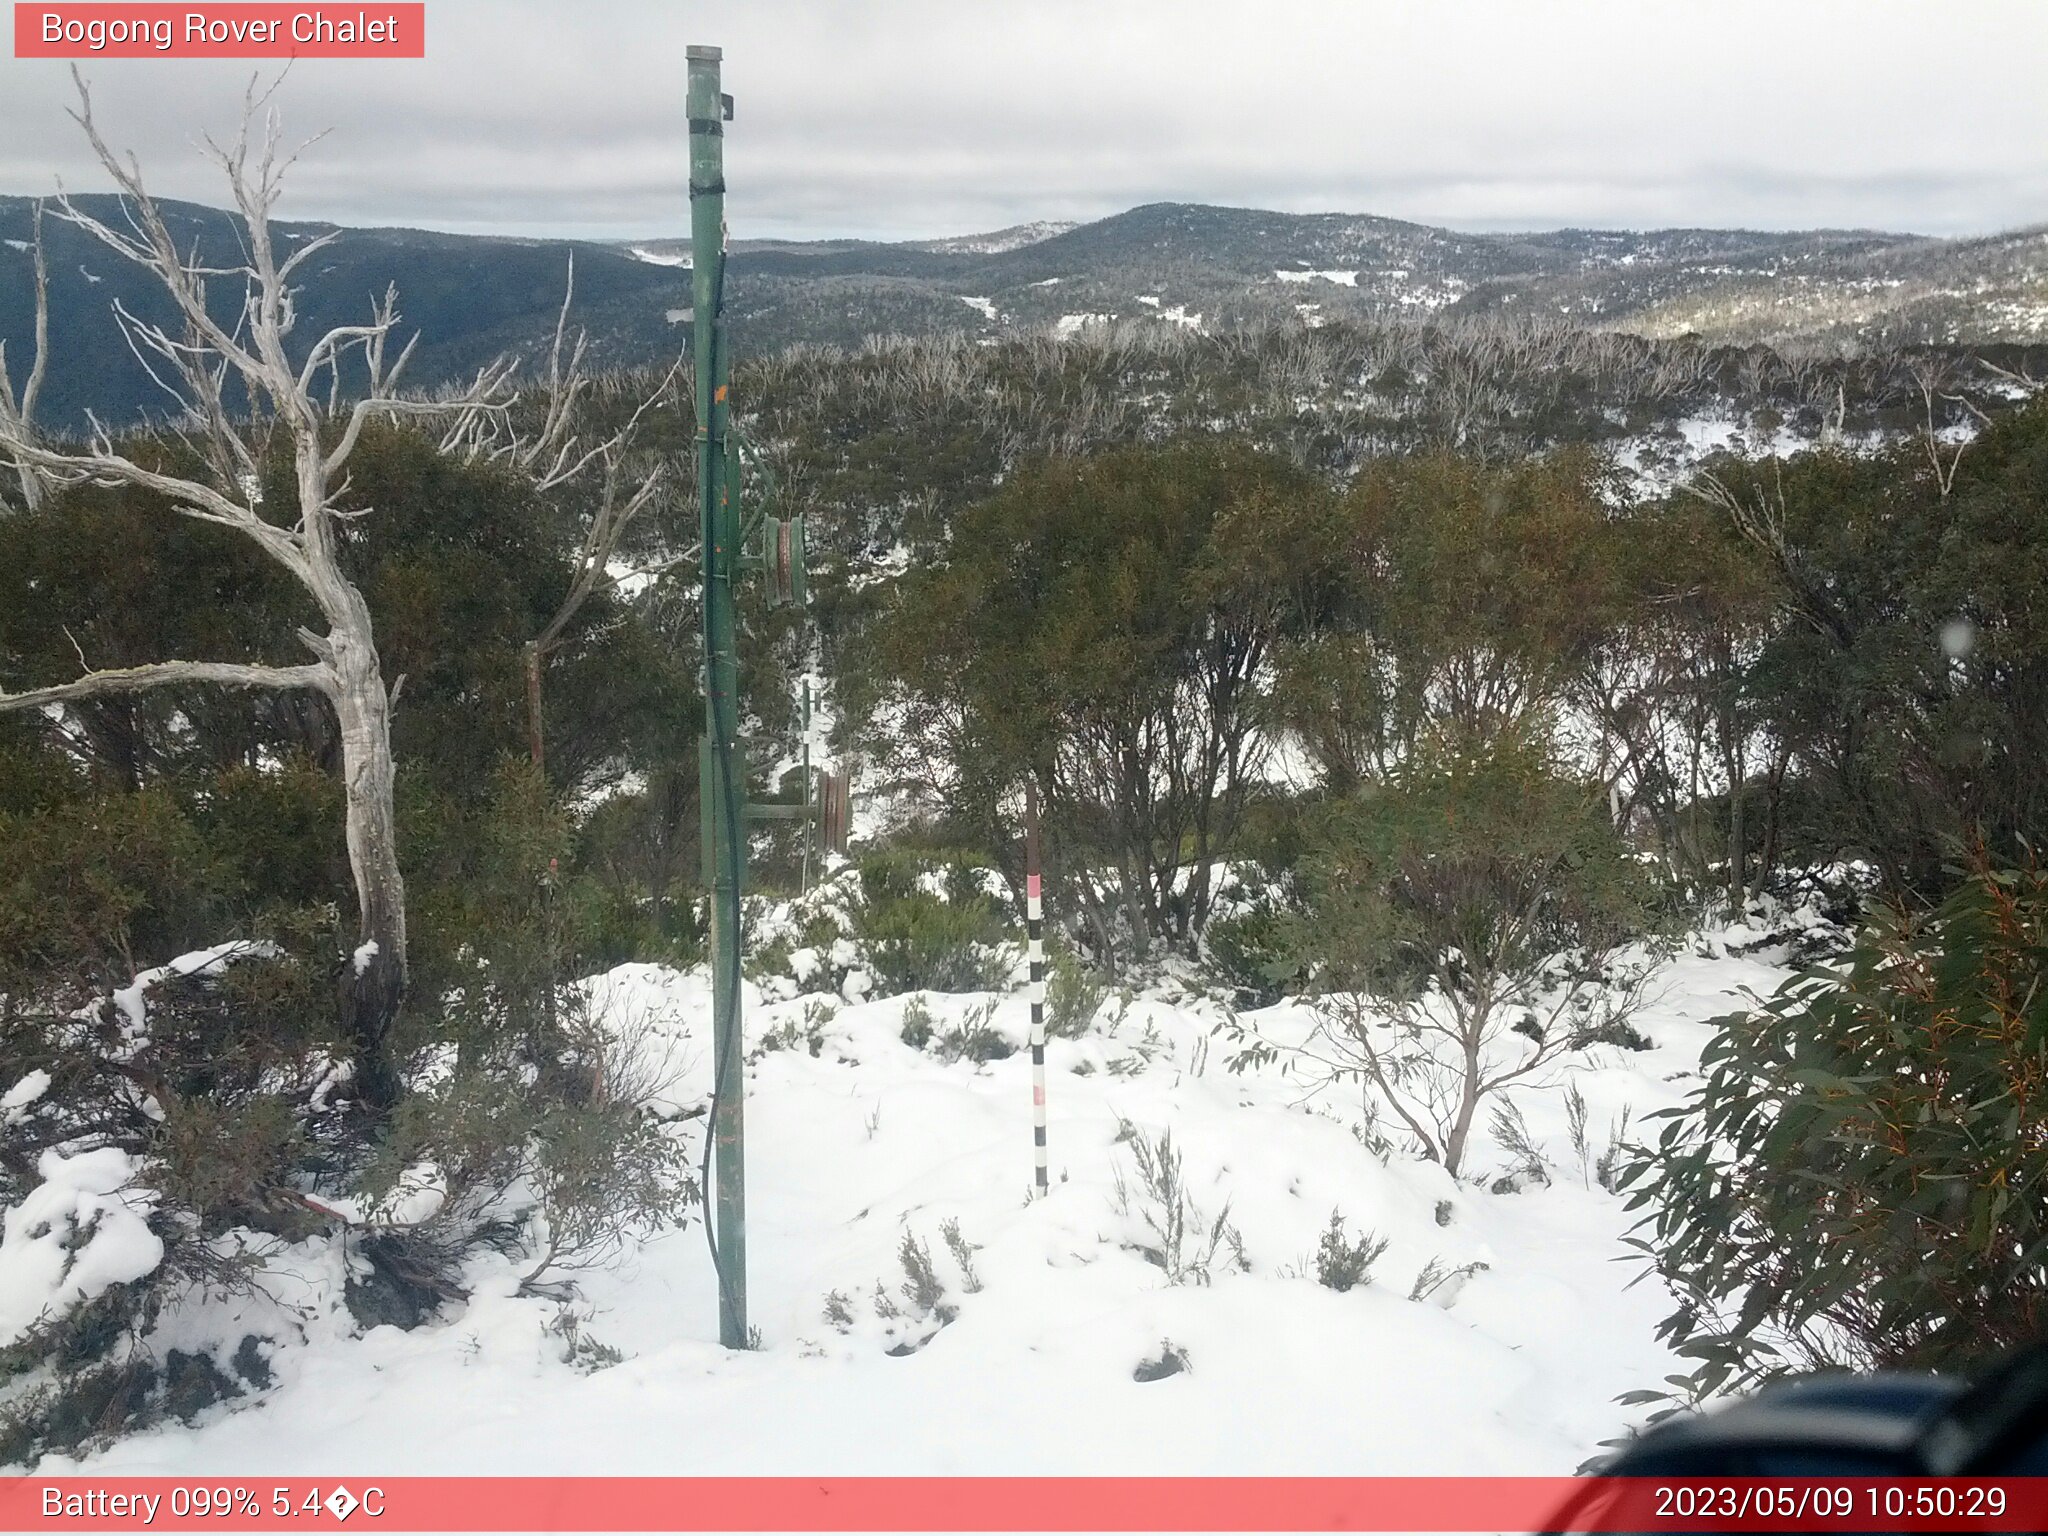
[[3, 1476, 2045, 1532]]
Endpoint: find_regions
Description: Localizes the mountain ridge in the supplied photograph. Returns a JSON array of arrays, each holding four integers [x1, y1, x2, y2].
[[4, 195, 2042, 428]]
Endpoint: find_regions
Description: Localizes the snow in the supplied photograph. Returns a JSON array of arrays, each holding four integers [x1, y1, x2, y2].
[[957, 295, 997, 321], [313, 1163, 448, 1230], [98, 939, 280, 1055], [1054, 313, 1113, 338], [603, 553, 666, 600], [916, 222, 1077, 256], [15, 909, 1824, 1479], [1274, 268, 1358, 286], [351, 939, 380, 976], [1, 1069, 50, 1124], [626, 246, 690, 268], [0, 1149, 164, 1349]]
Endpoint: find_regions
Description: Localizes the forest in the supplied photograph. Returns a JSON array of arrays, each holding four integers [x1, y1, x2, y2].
[[1, 99, 2045, 1470]]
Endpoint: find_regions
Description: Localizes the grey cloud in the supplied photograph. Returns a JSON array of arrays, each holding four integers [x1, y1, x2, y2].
[[2, 0, 2042, 241]]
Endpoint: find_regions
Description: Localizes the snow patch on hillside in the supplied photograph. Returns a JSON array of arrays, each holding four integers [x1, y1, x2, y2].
[[1055, 313, 1114, 338], [914, 222, 1078, 256]]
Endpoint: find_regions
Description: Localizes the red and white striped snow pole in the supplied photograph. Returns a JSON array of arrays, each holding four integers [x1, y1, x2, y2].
[[1025, 779, 1049, 1197]]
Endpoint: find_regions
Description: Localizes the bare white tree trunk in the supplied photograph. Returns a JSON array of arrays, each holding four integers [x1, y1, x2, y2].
[[0, 199, 51, 512], [0, 74, 511, 1108]]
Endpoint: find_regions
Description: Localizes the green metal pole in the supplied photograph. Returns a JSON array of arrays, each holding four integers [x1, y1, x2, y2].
[[688, 42, 746, 1350]]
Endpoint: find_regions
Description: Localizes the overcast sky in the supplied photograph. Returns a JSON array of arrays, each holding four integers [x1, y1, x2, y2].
[[2, 1, 2043, 243]]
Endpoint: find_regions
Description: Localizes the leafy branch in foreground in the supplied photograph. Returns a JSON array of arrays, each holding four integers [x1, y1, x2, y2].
[[1621, 851, 2048, 1408]]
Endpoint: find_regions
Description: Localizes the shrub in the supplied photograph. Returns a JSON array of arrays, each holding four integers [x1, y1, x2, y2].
[[850, 850, 1009, 997], [1272, 738, 1653, 1177], [0, 947, 347, 1466], [0, 791, 234, 986], [1043, 938, 1111, 1038], [1621, 854, 2048, 1407], [1312, 1211, 1390, 1293], [1204, 897, 1296, 1007], [1111, 1119, 1246, 1286], [897, 994, 935, 1050]]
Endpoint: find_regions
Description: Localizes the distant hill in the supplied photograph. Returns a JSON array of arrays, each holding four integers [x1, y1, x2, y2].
[[4, 195, 2043, 429], [0, 194, 683, 432]]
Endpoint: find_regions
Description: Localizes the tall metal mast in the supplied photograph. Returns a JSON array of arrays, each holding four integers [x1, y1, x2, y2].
[[688, 42, 746, 1351], [686, 41, 842, 1352]]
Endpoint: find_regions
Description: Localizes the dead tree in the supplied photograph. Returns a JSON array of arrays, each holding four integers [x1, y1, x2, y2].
[[442, 256, 679, 774], [0, 75, 513, 1107], [1909, 357, 1972, 498], [0, 199, 51, 511]]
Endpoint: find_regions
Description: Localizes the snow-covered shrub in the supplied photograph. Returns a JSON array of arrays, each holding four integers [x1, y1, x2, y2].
[[897, 994, 935, 1050], [0, 946, 344, 1464], [359, 983, 697, 1299], [1133, 1339, 1191, 1381], [821, 1225, 978, 1357], [930, 998, 1012, 1064]]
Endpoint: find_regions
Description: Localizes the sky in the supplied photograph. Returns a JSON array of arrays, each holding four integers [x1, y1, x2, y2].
[[1, 0, 2044, 244]]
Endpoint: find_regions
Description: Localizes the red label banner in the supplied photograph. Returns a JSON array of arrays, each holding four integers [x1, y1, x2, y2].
[[3, 1476, 2047, 1532], [13, 5, 425, 58]]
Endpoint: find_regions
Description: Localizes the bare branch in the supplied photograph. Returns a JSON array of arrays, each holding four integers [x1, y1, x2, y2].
[[0, 659, 332, 715]]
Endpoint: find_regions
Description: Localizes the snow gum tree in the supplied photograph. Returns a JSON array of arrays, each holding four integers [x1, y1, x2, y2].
[[872, 440, 1343, 960], [0, 78, 513, 1107], [1270, 736, 1653, 1178]]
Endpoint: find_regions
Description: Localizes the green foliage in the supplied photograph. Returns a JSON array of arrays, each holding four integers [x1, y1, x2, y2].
[[851, 849, 1008, 997], [1294, 738, 1650, 1004], [189, 757, 349, 924], [897, 994, 935, 1051], [0, 790, 235, 985], [1312, 1210, 1391, 1293], [1204, 896, 1297, 1007], [1677, 401, 2048, 896], [1279, 738, 1653, 1176], [1621, 855, 2048, 1404], [872, 439, 1341, 956], [1042, 937, 1110, 1038], [1297, 449, 1627, 773]]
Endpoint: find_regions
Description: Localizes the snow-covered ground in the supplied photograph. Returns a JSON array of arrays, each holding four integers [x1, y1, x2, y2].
[[10, 911, 1822, 1479]]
